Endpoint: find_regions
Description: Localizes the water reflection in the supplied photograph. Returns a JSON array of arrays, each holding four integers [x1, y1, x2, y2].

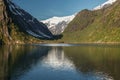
[[0, 45, 51, 80], [0, 46, 10, 80], [64, 46, 120, 80], [42, 47, 75, 70], [0, 45, 120, 80]]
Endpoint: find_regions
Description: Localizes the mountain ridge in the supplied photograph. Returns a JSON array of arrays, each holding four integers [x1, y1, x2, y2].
[[41, 0, 117, 36], [61, 0, 120, 43], [0, 0, 120, 44], [0, 0, 54, 44], [93, 0, 117, 10], [41, 14, 75, 35]]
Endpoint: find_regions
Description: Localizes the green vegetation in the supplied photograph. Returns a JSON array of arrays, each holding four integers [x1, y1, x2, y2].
[[61, 0, 120, 43], [0, 22, 42, 44], [1, 0, 120, 44], [0, 0, 51, 44], [8, 23, 44, 44]]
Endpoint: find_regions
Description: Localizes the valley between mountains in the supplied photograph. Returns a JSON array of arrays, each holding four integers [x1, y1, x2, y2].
[[0, 0, 120, 44]]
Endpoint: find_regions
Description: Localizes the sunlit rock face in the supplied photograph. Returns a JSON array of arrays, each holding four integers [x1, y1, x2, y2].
[[3, 0, 53, 39]]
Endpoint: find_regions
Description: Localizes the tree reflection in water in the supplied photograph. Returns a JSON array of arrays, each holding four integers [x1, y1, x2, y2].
[[0, 45, 51, 80]]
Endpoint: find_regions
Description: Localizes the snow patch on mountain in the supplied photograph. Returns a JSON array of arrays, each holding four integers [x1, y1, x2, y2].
[[40, 0, 117, 35], [41, 14, 76, 35], [41, 14, 75, 29], [93, 0, 117, 10], [6, 0, 53, 39]]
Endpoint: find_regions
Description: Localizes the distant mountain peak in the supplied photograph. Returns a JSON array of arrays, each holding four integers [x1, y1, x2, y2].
[[93, 0, 117, 10], [41, 14, 75, 27], [41, 14, 76, 35]]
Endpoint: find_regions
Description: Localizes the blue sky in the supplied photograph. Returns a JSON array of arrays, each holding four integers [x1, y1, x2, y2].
[[13, 0, 106, 20]]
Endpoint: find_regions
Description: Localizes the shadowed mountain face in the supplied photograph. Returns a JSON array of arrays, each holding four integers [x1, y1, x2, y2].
[[0, 0, 53, 44], [5, 0, 53, 39]]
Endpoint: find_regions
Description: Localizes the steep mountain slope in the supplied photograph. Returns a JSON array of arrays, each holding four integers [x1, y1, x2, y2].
[[0, 0, 53, 44], [41, 14, 75, 35], [62, 0, 120, 43]]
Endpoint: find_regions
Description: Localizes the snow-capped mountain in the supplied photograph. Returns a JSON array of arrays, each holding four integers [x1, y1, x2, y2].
[[93, 0, 117, 10], [5, 0, 53, 39], [41, 14, 75, 35], [41, 0, 117, 35]]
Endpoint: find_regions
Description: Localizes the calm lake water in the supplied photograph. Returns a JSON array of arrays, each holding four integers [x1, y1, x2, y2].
[[0, 44, 120, 80]]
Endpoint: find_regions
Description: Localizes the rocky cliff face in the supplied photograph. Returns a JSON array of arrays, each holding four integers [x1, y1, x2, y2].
[[0, 0, 53, 44], [0, 0, 11, 44]]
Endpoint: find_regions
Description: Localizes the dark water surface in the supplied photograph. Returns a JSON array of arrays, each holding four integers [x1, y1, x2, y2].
[[0, 44, 120, 80]]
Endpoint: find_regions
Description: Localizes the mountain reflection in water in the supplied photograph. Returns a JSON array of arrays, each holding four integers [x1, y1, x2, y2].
[[42, 47, 75, 70], [0, 45, 120, 80]]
